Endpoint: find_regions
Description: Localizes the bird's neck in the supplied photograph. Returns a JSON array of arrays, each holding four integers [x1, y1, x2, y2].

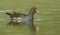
[[28, 10, 35, 17]]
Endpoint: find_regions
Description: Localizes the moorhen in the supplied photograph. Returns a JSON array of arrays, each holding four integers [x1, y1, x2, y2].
[[6, 7, 39, 35]]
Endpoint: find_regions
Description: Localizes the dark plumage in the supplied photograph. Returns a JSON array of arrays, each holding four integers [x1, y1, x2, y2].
[[12, 11, 27, 18], [5, 12, 26, 26], [6, 7, 39, 35]]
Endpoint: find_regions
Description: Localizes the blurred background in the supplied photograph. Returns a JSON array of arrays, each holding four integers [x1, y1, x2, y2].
[[0, 0, 60, 35]]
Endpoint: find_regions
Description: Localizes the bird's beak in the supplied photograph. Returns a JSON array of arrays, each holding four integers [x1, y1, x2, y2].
[[36, 8, 39, 13]]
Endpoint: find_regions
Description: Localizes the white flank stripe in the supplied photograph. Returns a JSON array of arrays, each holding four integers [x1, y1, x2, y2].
[[0, 18, 42, 22]]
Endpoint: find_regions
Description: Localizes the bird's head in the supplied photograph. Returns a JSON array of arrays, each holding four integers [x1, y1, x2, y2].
[[31, 7, 39, 13]]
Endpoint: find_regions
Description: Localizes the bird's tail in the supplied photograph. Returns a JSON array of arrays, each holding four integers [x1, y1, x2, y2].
[[5, 13, 12, 15]]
